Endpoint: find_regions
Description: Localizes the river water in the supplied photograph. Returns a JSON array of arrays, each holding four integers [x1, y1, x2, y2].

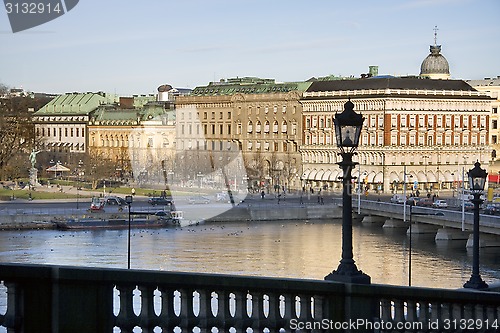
[[0, 219, 499, 288]]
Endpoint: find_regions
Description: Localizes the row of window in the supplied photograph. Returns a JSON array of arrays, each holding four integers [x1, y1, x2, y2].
[[246, 120, 296, 134], [392, 114, 487, 129], [304, 114, 489, 130], [37, 127, 84, 138], [303, 132, 487, 146], [180, 111, 232, 121], [90, 137, 170, 148]]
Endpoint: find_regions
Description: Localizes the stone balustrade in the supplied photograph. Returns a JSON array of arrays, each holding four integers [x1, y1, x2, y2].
[[0, 263, 499, 332]]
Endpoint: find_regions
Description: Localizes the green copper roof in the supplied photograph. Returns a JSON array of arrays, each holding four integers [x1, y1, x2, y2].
[[91, 103, 174, 126], [34, 92, 117, 115], [190, 81, 311, 96]]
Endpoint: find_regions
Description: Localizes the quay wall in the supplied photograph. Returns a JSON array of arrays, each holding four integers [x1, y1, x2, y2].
[[0, 204, 342, 230]]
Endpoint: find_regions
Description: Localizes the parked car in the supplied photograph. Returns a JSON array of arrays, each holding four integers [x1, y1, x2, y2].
[[483, 204, 500, 215], [406, 197, 420, 206], [432, 200, 448, 208], [90, 197, 105, 211], [148, 197, 174, 206], [462, 201, 474, 211], [188, 196, 210, 204], [390, 194, 405, 204], [416, 198, 433, 207], [104, 196, 126, 206]]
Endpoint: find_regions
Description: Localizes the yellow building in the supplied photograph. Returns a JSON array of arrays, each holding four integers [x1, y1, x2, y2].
[[175, 77, 311, 190]]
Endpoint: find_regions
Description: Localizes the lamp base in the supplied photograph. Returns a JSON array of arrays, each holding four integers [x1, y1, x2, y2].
[[463, 275, 488, 290], [325, 270, 371, 284]]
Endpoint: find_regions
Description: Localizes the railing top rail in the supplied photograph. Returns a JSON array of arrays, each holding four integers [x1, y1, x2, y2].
[[0, 263, 343, 294], [1, 263, 498, 302]]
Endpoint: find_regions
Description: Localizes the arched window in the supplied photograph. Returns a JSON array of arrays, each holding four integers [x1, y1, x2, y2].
[[273, 121, 279, 133], [264, 121, 270, 133], [282, 121, 287, 133], [256, 121, 261, 133], [247, 121, 253, 133]]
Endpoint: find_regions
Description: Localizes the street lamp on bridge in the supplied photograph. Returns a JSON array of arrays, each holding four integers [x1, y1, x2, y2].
[[463, 161, 488, 290], [325, 100, 370, 284]]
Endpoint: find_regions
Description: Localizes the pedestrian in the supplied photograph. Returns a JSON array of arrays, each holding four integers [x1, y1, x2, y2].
[[261, 190, 265, 199], [131, 188, 136, 196]]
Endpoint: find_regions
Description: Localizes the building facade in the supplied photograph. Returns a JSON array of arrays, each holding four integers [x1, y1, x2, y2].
[[175, 78, 311, 190], [87, 101, 176, 183], [33, 92, 118, 155], [300, 78, 493, 194]]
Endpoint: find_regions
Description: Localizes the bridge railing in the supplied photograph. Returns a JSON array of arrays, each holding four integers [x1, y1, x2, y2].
[[1, 263, 499, 333]]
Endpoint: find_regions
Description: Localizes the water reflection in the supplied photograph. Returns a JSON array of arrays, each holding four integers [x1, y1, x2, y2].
[[0, 220, 498, 290]]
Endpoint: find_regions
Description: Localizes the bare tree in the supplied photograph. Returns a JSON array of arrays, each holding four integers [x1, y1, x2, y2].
[[0, 91, 52, 180], [85, 151, 116, 189]]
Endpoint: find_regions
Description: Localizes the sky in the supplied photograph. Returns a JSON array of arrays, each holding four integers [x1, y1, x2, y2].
[[1, 0, 500, 96]]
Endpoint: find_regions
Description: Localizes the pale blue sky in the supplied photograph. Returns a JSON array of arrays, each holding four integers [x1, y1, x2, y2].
[[1, 0, 499, 95]]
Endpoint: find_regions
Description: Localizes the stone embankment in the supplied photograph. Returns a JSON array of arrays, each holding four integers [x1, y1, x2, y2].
[[0, 202, 342, 230]]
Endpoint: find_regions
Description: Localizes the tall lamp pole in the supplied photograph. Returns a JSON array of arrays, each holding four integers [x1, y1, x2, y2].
[[463, 161, 488, 290], [325, 100, 370, 284], [125, 195, 133, 269]]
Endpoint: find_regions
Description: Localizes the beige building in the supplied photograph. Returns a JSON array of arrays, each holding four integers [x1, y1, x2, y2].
[[175, 77, 311, 190], [301, 77, 493, 194], [87, 101, 176, 183]]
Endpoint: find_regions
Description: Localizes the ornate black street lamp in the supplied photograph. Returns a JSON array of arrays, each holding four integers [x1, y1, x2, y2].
[[463, 161, 488, 290], [325, 100, 370, 284]]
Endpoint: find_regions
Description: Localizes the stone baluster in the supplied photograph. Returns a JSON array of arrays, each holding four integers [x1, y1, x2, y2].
[[486, 305, 497, 323], [463, 303, 473, 320], [430, 301, 440, 323], [311, 296, 325, 333], [2, 282, 21, 331], [265, 293, 280, 331], [417, 301, 431, 323], [440, 302, 451, 323], [451, 302, 463, 323], [379, 298, 392, 322], [158, 287, 180, 331], [393, 299, 405, 323], [249, 291, 264, 331], [405, 300, 418, 324], [179, 288, 198, 330], [195, 289, 212, 332], [297, 294, 313, 322], [115, 284, 139, 333], [282, 293, 294, 325], [138, 285, 158, 332]]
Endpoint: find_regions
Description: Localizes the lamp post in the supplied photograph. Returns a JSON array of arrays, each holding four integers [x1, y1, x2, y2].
[[76, 159, 83, 209], [125, 195, 133, 269], [325, 100, 370, 284], [463, 161, 488, 290]]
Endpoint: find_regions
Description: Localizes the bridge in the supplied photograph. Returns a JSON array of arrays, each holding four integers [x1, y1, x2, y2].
[[343, 198, 500, 247]]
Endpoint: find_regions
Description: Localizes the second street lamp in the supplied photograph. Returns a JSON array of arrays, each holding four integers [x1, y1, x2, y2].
[[463, 161, 488, 290], [325, 100, 370, 284]]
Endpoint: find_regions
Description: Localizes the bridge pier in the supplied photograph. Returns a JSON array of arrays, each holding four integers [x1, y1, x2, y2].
[[361, 215, 386, 225], [435, 228, 470, 241], [406, 223, 440, 235], [466, 234, 500, 248], [382, 218, 406, 228]]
